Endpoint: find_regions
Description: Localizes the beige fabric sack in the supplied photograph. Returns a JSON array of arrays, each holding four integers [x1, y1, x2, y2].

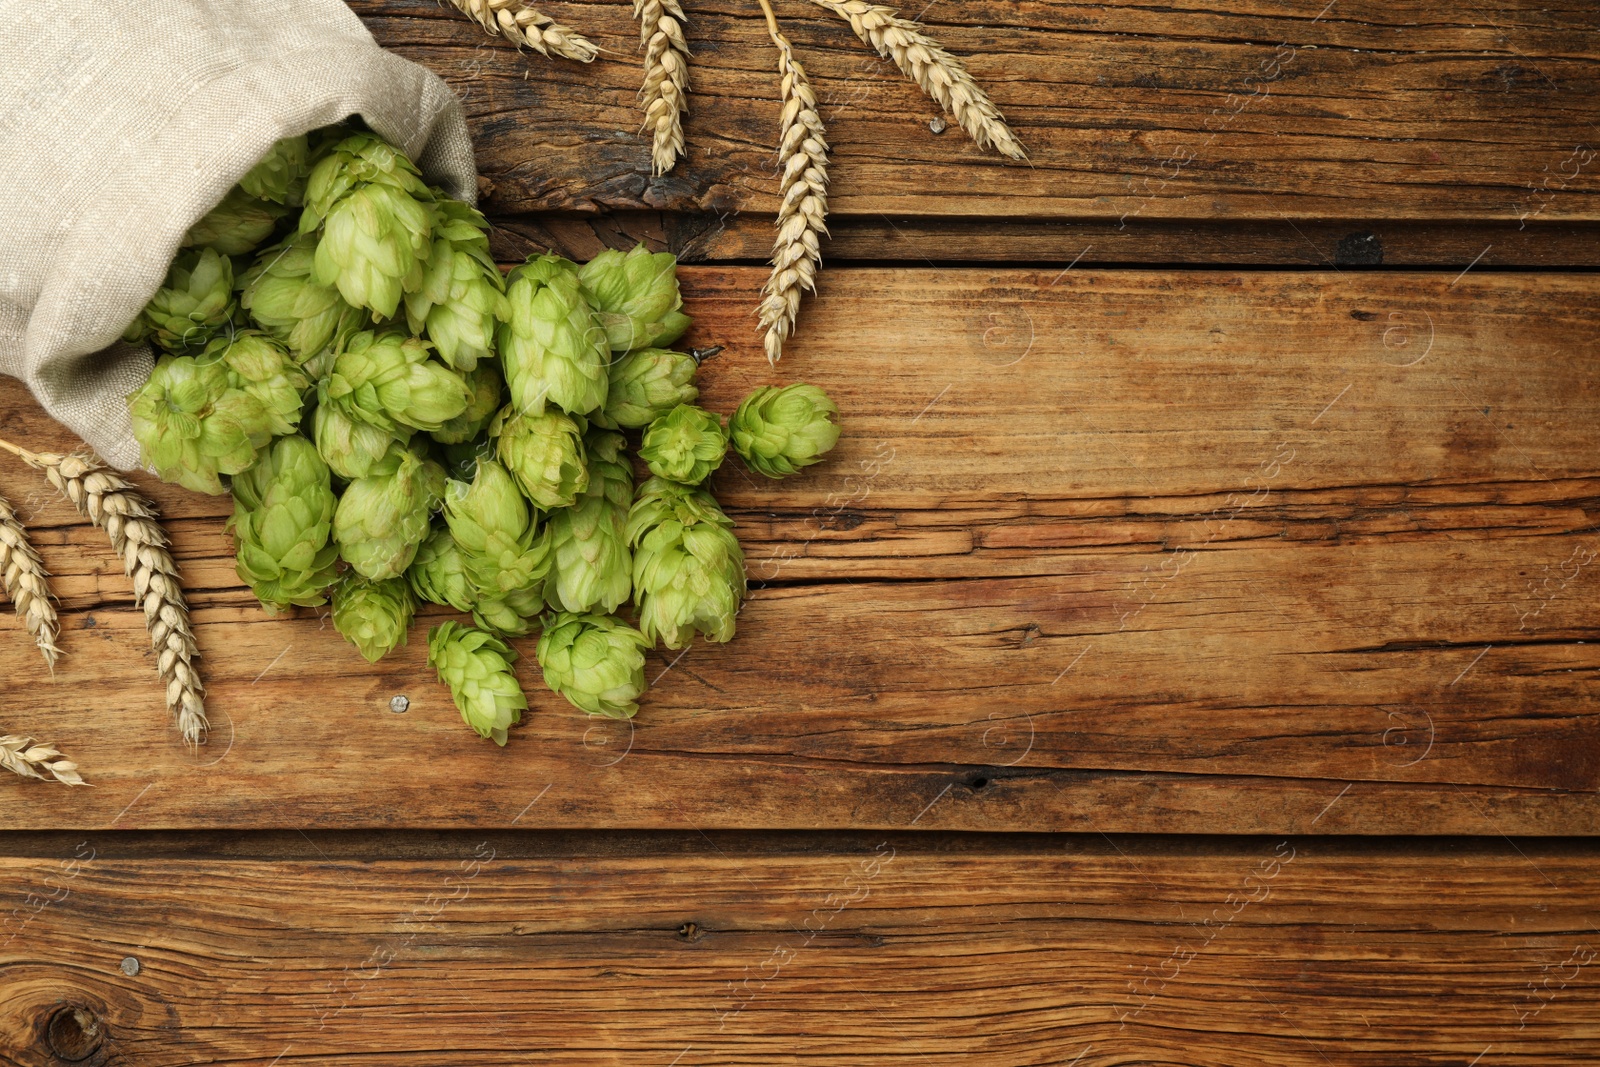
[[0, 0, 477, 468]]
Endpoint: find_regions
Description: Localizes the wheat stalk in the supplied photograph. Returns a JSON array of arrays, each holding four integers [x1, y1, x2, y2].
[[0, 441, 207, 747], [445, 0, 599, 62], [634, 0, 690, 175], [755, 0, 829, 364], [0, 492, 61, 673], [0, 734, 84, 785], [808, 0, 1025, 160]]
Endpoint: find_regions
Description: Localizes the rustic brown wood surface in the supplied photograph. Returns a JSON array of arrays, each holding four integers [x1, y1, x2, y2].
[[0, 268, 1594, 834], [2, 834, 1598, 1065]]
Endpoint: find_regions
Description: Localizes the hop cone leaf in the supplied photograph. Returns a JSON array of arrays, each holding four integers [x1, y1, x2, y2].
[[333, 441, 442, 580], [324, 330, 470, 434], [229, 435, 339, 610], [498, 254, 609, 417], [408, 526, 476, 612], [491, 405, 589, 509], [124, 248, 237, 353], [431, 362, 503, 445], [596, 347, 699, 429], [239, 233, 365, 364], [405, 199, 508, 371], [537, 612, 650, 719], [442, 458, 552, 600], [239, 134, 311, 206], [729, 383, 841, 478], [301, 132, 432, 224], [205, 331, 308, 437], [128, 353, 273, 495], [332, 572, 416, 663], [306, 148, 434, 320], [427, 621, 527, 746], [544, 429, 632, 614], [472, 584, 546, 638], [639, 404, 727, 485], [625, 476, 747, 649], [313, 392, 412, 480], [183, 187, 287, 256], [576, 244, 692, 352]]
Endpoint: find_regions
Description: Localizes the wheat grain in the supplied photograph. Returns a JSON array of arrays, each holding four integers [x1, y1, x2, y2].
[[634, 0, 690, 175], [0, 442, 206, 747], [0, 492, 60, 674], [755, 0, 829, 365], [808, 0, 1025, 160], [445, 0, 598, 62], [0, 734, 84, 785]]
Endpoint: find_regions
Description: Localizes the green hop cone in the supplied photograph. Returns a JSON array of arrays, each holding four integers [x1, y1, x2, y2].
[[639, 404, 727, 485], [183, 187, 287, 256], [498, 254, 609, 417], [324, 330, 470, 434], [332, 441, 442, 580], [472, 584, 546, 638], [312, 392, 411, 480], [408, 526, 475, 612], [729, 383, 841, 478], [430, 362, 503, 445], [239, 134, 312, 206], [427, 621, 527, 746], [228, 435, 339, 611], [490, 405, 589, 510], [127, 353, 273, 495], [442, 458, 552, 600], [332, 572, 416, 664], [596, 347, 699, 429], [301, 132, 432, 223], [576, 244, 692, 352], [204, 331, 307, 437], [405, 199, 508, 371], [125, 248, 237, 353], [544, 429, 632, 614], [625, 476, 747, 649], [537, 612, 650, 719], [239, 233, 365, 365]]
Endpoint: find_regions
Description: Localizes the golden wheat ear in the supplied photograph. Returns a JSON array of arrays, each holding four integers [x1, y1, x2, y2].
[[755, 0, 830, 365], [0, 492, 61, 674], [0, 441, 207, 748], [635, 0, 690, 176], [0, 734, 85, 785], [808, 0, 1026, 160], [446, 0, 599, 62]]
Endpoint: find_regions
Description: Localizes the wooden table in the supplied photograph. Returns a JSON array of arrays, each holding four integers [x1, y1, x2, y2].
[[3, 1, 1598, 1062]]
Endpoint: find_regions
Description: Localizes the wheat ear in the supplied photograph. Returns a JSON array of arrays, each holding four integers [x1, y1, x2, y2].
[[634, 0, 690, 176], [755, 0, 830, 365], [0, 442, 207, 747], [0, 492, 61, 674], [0, 734, 84, 785], [445, 0, 599, 62], [808, 0, 1025, 160]]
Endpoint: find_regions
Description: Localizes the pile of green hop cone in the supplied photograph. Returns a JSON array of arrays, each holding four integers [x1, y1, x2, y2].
[[122, 124, 841, 745]]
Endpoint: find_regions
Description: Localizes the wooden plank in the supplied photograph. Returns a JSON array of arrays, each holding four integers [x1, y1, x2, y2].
[[0, 268, 1596, 833], [349, 0, 1600, 235], [1, 837, 1597, 1063]]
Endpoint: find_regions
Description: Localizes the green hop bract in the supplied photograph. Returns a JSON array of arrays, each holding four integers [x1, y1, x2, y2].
[[544, 429, 632, 614], [491, 405, 589, 509], [427, 621, 527, 745], [407, 526, 476, 612], [639, 404, 727, 485], [442, 458, 551, 603], [537, 612, 650, 719], [229, 435, 339, 610], [405, 199, 508, 371], [332, 572, 417, 663], [239, 135, 311, 206], [430, 362, 503, 445], [729, 383, 841, 478], [498, 254, 609, 417], [313, 393, 411, 481], [332, 441, 442, 580], [323, 330, 470, 434], [576, 244, 691, 352], [239, 233, 364, 366], [625, 476, 746, 648], [125, 248, 236, 353], [183, 187, 286, 256], [128, 353, 273, 495], [206, 331, 307, 437], [597, 347, 699, 429]]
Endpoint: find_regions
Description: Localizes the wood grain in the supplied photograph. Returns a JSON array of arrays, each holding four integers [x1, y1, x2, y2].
[[0, 268, 1594, 833], [1, 837, 1597, 1065], [347, 0, 1600, 238]]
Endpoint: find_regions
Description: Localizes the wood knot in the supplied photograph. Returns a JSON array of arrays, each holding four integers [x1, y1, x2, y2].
[[45, 1004, 104, 1062], [677, 921, 704, 942]]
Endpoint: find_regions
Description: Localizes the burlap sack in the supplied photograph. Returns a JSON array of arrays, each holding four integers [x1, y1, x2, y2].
[[0, 0, 477, 469]]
